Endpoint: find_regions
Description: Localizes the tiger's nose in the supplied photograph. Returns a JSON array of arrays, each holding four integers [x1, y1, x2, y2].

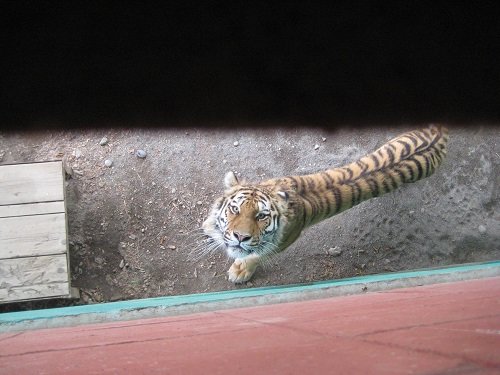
[[234, 231, 252, 243]]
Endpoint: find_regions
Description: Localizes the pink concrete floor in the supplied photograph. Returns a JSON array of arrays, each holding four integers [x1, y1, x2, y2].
[[1, 277, 499, 374]]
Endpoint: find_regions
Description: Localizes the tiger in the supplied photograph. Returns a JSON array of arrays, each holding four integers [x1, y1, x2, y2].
[[202, 125, 449, 283]]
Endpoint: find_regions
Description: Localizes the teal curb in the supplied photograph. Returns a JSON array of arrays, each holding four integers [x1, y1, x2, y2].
[[2, 261, 499, 326]]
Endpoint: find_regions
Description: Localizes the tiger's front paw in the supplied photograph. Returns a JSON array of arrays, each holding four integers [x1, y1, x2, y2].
[[228, 258, 258, 283]]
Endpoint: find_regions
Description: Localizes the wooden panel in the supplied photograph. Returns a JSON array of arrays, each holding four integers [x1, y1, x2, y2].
[[0, 161, 74, 303], [0, 213, 67, 260], [0, 254, 70, 303], [0, 201, 65, 218], [0, 161, 64, 205]]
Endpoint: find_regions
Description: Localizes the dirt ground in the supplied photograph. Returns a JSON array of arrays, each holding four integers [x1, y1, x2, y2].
[[1, 125, 499, 312]]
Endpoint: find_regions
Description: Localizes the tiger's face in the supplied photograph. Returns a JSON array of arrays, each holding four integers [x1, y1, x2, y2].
[[202, 172, 288, 259]]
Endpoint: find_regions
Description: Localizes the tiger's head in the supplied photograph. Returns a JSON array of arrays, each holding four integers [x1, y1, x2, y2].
[[202, 171, 289, 259]]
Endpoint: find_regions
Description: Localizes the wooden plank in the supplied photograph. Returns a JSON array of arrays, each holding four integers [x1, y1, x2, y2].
[[0, 201, 65, 218], [0, 162, 64, 206], [0, 283, 71, 303], [0, 254, 70, 303], [0, 254, 68, 287], [0, 213, 67, 260]]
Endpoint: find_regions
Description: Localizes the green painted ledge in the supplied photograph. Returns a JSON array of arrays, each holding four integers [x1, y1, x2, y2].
[[1, 261, 499, 330]]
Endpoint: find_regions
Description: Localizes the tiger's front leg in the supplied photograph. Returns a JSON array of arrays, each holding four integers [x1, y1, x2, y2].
[[227, 253, 260, 283]]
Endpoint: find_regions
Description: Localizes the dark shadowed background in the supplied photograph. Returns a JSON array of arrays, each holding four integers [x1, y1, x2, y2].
[[2, 2, 500, 128]]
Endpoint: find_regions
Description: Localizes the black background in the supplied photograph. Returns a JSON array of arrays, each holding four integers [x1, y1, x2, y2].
[[2, 2, 500, 129]]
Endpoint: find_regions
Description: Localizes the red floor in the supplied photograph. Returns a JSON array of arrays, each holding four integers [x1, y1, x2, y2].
[[1, 277, 499, 374]]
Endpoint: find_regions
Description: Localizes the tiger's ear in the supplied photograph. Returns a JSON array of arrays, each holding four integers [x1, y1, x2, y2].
[[224, 171, 239, 189], [277, 191, 289, 202]]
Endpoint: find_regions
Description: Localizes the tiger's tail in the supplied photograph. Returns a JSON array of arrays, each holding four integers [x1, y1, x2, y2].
[[328, 124, 449, 213], [286, 125, 449, 225]]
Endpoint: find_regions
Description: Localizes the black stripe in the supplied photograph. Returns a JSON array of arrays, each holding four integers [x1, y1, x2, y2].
[[397, 140, 411, 159], [356, 160, 367, 173], [414, 131, 429, 152], [424, 154, 430, 178], [353, 182, 363, 205], [301, 205, 308, 226], [323, 191, 332, 216], [221, 199, 230, 211], [332, 186, 341, 213], [413, 158, 424, 180], [345, 168, 353, 181], [319, 173, 329, 188], [370, 153, 380, 169], [337, 169, 344, 181], [366, 177, 379, 197], [434, 152, 441, 164], [301, 194, 315, 216], [407, 134, 418, 147], [430, 153, 437, 167], [299, 176, 309, 193], [433, 153, 440, 166], [373, 178, 382, 197], [386, 171, 398, 190], [307, 177, 315, 191], [404, 163, 415, 181], [322, 172, 334, 189], [266, 215, 277, 233], [381, 177, 390, 194], [350, 183, 361, 207], [356, 183, 363, 205], [350, 184, 357, 207], [313, 192, 326, 220], [377, 149, 384, 158], [386, 146, 395, 164]]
